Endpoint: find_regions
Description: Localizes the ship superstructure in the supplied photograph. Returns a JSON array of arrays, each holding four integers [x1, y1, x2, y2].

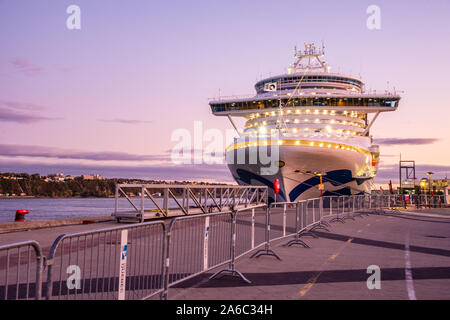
[[210, 43, 400, 202]]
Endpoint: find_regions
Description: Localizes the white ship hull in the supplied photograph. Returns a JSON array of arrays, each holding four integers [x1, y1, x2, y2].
[[227, 142, 374, 202]]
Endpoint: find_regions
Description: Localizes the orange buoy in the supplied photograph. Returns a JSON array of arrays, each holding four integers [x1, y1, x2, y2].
[[15, 209, 29, 222]]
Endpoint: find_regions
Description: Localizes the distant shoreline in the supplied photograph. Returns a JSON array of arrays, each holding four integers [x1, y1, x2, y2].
[[0, 196, 114, 199], [0, 195, 164, 199]]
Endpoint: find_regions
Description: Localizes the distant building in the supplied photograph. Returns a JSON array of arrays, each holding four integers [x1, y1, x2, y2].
[[48, 173, 65, 182], [82, 174, 103, 180], [418, 178, 449, 193], [432, 178, 449, 189]]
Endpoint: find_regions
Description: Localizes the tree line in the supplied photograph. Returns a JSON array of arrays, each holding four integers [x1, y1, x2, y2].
[[0, 173, 224, 198]]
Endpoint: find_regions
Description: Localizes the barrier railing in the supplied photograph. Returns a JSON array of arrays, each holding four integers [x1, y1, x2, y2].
[[163, 210, 233, 297], [0, 240, 44, 300], [2, 193, 431, 300], [367, 194, 446, 210], [414, 194, 444, 208], [113, 184, 268, 223], [45, 221, 166, 300], [209, 206, 268, 284]]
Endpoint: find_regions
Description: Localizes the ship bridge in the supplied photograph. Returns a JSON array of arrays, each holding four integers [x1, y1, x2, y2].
[[209, 43, 401, 138]]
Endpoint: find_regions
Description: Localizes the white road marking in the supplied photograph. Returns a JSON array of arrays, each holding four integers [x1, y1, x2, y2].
[[404, 231, 417, 300]]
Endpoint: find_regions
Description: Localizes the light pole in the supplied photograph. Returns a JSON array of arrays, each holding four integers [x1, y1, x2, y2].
[[426, 172, 434, 208], [315, 172, 324, 197], [420, 179, 427, 208]]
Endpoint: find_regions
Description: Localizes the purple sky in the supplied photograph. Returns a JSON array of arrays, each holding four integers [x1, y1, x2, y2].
[[1, 0, 449, 185]]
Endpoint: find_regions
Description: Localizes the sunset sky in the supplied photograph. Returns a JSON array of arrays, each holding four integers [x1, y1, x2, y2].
[[1, 0, 449, 186]]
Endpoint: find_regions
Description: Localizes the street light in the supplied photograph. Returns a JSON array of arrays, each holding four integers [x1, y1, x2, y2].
[[420, 179, 427, 208], [426, 171, 434, 208], [315, 172, 325, 197]]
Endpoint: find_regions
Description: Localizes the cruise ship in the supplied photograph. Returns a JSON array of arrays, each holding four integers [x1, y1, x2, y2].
[[209, 44, 400, 202]]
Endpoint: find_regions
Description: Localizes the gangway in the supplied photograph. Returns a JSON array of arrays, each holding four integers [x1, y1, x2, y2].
[[112, 184, 268, 222]]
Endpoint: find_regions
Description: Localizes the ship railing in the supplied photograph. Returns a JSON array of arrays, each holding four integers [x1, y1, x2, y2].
[[208, 93, 257, 102], [208, 89, 401, 103]]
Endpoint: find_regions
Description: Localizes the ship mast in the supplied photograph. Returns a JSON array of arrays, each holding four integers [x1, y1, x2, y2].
[[288, 42, 330, 74], [278, 43, 330, 135]]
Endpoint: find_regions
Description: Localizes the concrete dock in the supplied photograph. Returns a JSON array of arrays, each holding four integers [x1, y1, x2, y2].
[[168, 209, 450, 300], [1, 208, 449, 300]]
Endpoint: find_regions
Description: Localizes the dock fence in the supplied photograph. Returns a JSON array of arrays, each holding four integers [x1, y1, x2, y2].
[[0, 240, 44, 300], [45, 221, 165, 300], [1, 193, 445, 300]]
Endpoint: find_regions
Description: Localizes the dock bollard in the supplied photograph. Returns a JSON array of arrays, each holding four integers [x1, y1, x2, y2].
[[15, 209, 29, 222]]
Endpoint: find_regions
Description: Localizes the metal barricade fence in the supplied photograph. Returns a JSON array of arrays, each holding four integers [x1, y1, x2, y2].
[[369, 195, 378, 210], [330, 196, 345, 223], [359, 195, 368, 211], [234, 206, 268, 259], [1, 194, 395, 300], [163, 205, 266, 298], [322, 196, 334, 219], [268, 203, 298, 243], [380, 195, 388, 209], [353, 196, 360, 212], [163, 210, 233, 297], [341, 196, 350, 217], [285, 201, 310, 247], [344, 196, 355, 220], [45, 221, 165, 300], [0, 240, 44, 300], [305, 198, 319, 226], [364, 194, 371, 211], [428, 195, 444, 208], [313, 198, 322, 224]]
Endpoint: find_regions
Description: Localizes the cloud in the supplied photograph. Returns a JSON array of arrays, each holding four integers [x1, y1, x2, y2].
[[0, 144, 170, 162], [373, 138, 439, 146], [0, 100, 46, 111], [0, 144, 233, 181], [98, 119, 153, 124], [0, 159, 233, 182], [0, 99, 59, 123], [0, 107, 59, 123], [11, 58, 43, 76]]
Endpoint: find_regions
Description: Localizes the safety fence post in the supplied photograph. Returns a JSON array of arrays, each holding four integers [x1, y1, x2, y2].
[[284, 202, 309, 248], [250, 206, 282, 260], [210, 210, 252, 283]]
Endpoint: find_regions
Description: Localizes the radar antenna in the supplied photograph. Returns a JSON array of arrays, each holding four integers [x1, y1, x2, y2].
[[287, 42, 330, 74]]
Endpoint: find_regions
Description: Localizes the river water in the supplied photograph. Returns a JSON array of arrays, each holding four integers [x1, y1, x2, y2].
[[0, 198, 193, 222]]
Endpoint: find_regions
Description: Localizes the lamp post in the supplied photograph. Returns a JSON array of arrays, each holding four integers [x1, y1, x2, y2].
[[315, 172, 324, 197], [426, 172, 434, 208], [420, 179, 427, 208]]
